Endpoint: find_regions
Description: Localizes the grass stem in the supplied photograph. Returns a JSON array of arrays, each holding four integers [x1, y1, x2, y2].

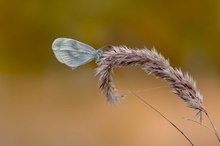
[[131, 91, 194, 146]]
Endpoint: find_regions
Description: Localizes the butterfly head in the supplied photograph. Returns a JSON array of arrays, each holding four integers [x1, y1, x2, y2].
[[94, 49, 103, 61]]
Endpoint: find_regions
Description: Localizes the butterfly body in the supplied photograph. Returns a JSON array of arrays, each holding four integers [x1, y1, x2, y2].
[[52, 38, 103, 69]]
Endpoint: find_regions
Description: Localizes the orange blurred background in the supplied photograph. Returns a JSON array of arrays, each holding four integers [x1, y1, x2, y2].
[[0, 0, 220, 145]]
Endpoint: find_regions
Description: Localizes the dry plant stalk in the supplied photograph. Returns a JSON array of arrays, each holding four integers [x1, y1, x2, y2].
[[96, 46, 220, 144]]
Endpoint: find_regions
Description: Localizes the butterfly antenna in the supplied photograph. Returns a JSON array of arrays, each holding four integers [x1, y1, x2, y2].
[[101, 45, 113, 51]]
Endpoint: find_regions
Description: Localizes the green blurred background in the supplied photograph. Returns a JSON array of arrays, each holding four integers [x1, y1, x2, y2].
[[0, 0, 220, 145]]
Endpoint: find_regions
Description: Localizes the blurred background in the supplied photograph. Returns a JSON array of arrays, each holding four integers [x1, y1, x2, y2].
[[0, 0, 220, 145]]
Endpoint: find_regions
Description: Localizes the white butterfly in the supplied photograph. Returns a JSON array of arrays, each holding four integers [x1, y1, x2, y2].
[[52, 38, 103, 69]]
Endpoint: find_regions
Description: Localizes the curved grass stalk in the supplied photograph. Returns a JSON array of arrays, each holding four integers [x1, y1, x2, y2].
[[96, 46, 220, 145]]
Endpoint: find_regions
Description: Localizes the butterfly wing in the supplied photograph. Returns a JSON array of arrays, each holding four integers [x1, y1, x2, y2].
[[52, 38, 96, 69]]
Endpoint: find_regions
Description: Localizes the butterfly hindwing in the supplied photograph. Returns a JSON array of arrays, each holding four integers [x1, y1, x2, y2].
[[52, 38, 96, 69]]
